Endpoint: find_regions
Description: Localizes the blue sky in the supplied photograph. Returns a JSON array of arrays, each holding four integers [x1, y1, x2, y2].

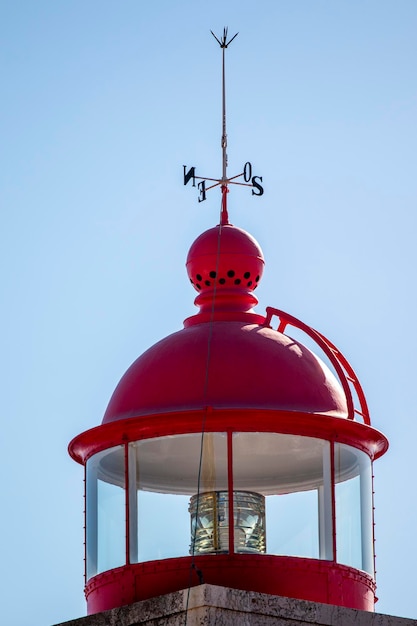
[[1, 2, 416, 624]]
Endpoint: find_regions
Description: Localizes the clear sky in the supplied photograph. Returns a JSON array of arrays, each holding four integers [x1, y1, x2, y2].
[[1, 2, 416, 625]]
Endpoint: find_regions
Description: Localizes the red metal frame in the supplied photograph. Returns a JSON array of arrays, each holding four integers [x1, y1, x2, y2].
[[124, 442, 130, 567], [69, 408, 388, 466], [330, 441, 337, 562], [83, 464, 87, 582], [227, 431, 234, 555], [372, 469, 377, 579], [264, 307, 370, 424], [85, 554, 376, 614]]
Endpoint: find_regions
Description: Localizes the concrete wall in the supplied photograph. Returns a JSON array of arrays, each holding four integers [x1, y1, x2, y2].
[[54, 585, 417, 626]]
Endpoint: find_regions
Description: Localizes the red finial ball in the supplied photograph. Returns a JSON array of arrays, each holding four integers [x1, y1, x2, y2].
[[186, 223, 265, 296]]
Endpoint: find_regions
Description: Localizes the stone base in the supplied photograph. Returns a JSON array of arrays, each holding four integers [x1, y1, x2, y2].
[[54, 584, 415, 626]]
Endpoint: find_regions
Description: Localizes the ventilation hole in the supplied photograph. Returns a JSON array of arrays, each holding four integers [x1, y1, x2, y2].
[[209, 270, 217, 278], [190, 278, 194, 284], [205, 280, 211, 286], [234, 278, 241, 285], [255, 275, 260, 282], [244, 271, 251, 279], [253, 284, 258, 290], [196, 274, 202, 281], [196, 284, 201, 290], [219, 278, 226, 285], [227, 270, 235, 277], [247, 281, 253, 287]]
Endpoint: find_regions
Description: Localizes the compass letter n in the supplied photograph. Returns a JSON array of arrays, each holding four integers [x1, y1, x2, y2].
[[183, 165, 196, 187]]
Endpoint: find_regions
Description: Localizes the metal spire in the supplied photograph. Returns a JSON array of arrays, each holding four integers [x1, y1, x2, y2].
[[211, 27, 238, 185], [183, 29, 264, 223], [210, 28, 238, 223]]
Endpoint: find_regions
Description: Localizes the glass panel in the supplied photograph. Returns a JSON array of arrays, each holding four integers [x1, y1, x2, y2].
[[266, 490, 319, 558], [335, 444, 373, 574], [128, 433, 228, 563], [86, 445, 125, 579], [233, 433, 332, 560]]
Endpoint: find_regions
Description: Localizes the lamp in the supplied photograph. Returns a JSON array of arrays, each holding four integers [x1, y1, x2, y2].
[[189, 490, 266, 555]]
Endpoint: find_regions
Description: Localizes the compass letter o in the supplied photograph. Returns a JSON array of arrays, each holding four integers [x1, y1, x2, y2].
[[243, 162, 252, 183]]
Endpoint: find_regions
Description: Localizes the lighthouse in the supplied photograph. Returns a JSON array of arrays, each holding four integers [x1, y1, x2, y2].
[[69, 210, 388, 614], [62, 30, 414, 626]]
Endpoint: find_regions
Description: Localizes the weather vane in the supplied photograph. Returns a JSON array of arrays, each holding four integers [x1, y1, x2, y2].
[[183, 28, 264, 224]]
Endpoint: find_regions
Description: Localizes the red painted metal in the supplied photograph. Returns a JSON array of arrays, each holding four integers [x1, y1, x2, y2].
[[124, 443, 130, 567], [227, 431, 234, 554], [83, 465, 87, 582], [99, 321, 349, 425], [85, 555, 376, 614], [330, 441, 337, 561], [69, 409, 387, 466], [264, 307, 370, 424], [69, 221, 389, 615], [221, 184, 229, 224], [186, 223, 264, 317], [372, 471, 377, 578]]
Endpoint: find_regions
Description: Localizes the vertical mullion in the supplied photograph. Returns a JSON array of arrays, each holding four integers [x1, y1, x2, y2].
[[83, 464, 87, 582], [330, 441, 337, 562], [124, 443, 130, 565], [227, 430, 234, 554]]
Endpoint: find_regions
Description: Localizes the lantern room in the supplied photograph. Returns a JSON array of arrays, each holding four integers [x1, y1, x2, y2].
[[69, 221, 388, 615]]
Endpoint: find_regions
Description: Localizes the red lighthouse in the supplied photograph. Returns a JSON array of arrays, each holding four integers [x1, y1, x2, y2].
[[68, 214, 388, 614], [68, 29, 388, 619]]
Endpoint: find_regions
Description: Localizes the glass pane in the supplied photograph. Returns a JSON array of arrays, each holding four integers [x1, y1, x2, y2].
[[137, 492, 190, 561], [335, 444, 373, 574], [128, 433, 228, 563], [233, 433, 332, 560], [266, 490, 319, 558], [86, 446, 125, 579]]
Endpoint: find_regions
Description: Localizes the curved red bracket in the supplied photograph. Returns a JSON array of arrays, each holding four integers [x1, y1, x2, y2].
[[263, 306, 370, 425]]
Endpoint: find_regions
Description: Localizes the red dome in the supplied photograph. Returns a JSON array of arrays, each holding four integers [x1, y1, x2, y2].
[[103, 222, 347, 424], [102, 321, 347, 423]]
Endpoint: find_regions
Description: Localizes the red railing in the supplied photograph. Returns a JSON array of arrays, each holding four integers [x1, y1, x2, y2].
[[263, 306, 370, 425]]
